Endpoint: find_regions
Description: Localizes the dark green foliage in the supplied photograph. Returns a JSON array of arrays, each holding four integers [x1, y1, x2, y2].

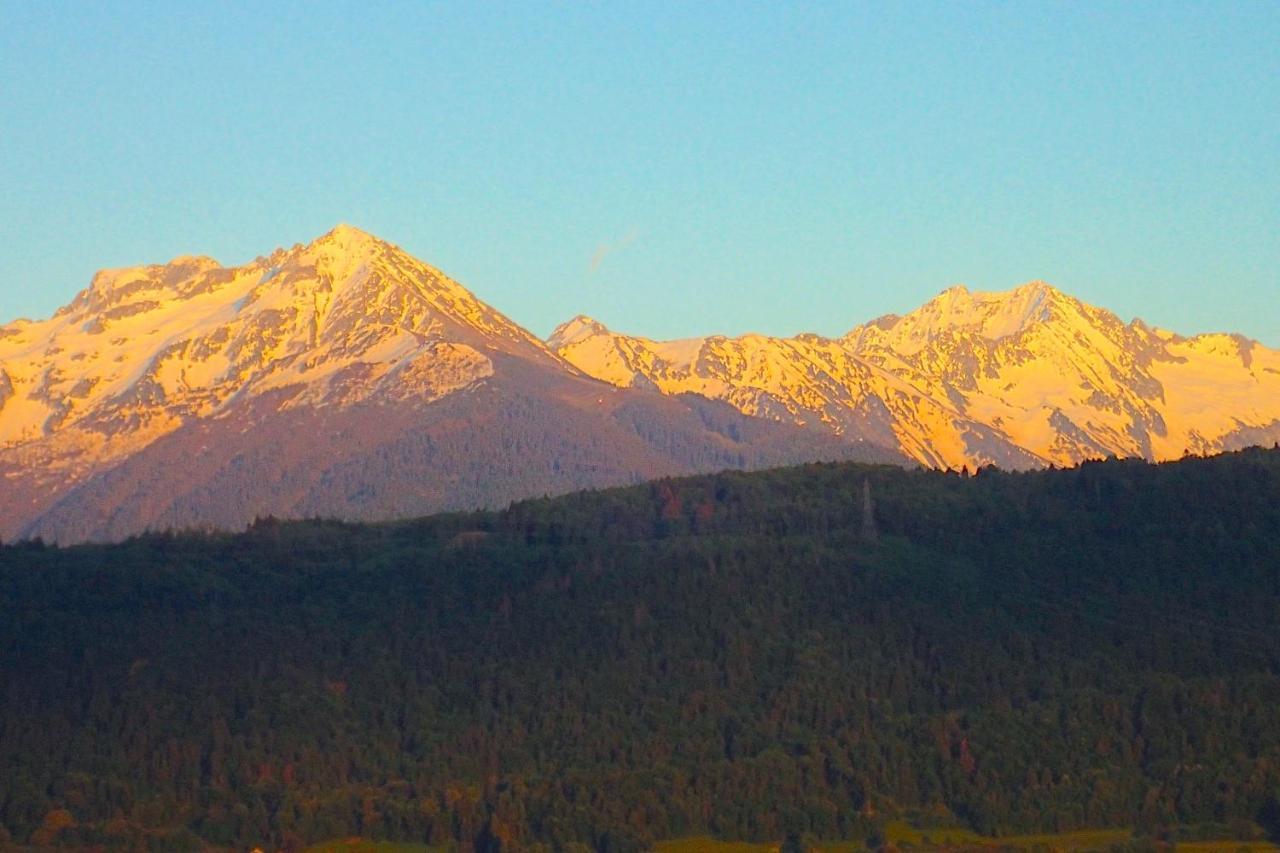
[[2, 449, 1280, 849]]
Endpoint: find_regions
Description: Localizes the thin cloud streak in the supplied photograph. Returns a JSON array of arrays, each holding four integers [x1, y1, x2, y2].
[[588, 228, 639, 274]]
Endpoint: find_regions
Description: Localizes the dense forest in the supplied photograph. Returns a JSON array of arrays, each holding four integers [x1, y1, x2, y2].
[[2, 448, 1280, 850]]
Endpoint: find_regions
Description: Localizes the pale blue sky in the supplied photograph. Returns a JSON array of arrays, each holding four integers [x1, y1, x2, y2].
[[2, 2, 1277, 344]]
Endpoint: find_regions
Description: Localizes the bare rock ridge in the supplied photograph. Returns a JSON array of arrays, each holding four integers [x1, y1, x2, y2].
[[550, 282, 1280, 470], [0, 226, 897, 543]]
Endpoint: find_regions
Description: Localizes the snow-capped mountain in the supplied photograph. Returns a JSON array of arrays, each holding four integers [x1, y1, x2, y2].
[[551, 282, 1280, 470], [6, 226, 1276, 542], [0, 226, 896, 542], [1, 225, 543, 453]]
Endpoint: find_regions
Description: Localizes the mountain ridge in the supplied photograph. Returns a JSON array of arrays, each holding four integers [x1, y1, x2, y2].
[[553, 279, 1280, 469], [4, 224, 1279, 540], [0, 225, 897, 542]]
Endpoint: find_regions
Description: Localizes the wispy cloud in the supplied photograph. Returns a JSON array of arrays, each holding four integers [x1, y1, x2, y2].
[[588, 228, 639, 274]]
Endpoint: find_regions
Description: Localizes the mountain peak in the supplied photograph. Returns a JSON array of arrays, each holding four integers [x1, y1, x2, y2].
[[930, 279, 1062, 309], [548, 315, 611, 349], [0, 224, 558, 456], [1006, 279, 1066, 304], [295, 223, 391, 266], [313, 222, 380, 246], [856, 280, 1071, 354], [1014, 278, 1056, 294]]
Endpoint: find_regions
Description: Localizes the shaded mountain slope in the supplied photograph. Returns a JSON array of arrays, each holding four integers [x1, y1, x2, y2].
[[20, 363, 882, 543]]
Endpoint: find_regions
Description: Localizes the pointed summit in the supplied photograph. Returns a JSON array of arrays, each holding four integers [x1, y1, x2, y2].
[[292, 223, 391, 270], [242, 224, 554, 363], [310, 223, 383, 250], [325, 222, 374, 239], [548, 315, 611, 350]]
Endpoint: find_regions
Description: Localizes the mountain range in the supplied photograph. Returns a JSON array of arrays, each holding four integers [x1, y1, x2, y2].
[[2, 224, 1277, 542], [552, 283, 1280, 471], [0, 226, 889, 543]]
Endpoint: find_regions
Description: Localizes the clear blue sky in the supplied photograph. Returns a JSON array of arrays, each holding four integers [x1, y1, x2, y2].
[[2, 1, 1277, 344]]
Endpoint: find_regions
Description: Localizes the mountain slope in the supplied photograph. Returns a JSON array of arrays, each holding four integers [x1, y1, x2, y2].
[[552, 282, 1280, 469], [548, 317, 1043, 470], [0, 227, 898, 542]]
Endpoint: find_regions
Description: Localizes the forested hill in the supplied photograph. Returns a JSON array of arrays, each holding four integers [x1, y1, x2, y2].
[[3, 449, 1280, 851]]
